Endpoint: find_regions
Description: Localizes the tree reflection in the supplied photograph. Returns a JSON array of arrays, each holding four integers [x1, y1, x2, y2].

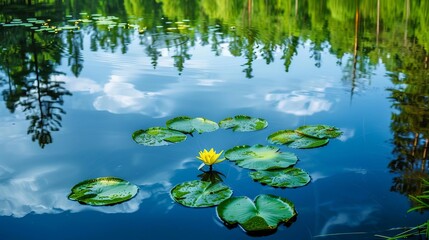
[[0, 28, 71, 148], [387, 40, 429, 209], [2, 0, 429, 148]]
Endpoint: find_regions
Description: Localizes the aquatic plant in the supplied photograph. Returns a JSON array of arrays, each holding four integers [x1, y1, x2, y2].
[[375, 178, 429, 239], [216, 194, 296, 233], [68, 177, 139, 206], [170, 180, 233, 207], [267, 125, 343, 149]]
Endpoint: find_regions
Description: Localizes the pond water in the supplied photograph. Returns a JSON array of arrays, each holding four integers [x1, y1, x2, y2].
[[1, 1, 429, 239]]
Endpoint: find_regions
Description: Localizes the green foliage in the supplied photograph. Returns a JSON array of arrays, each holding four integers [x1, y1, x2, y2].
[[267, 125, 342, 149], [219, 115, 268, 132], [408, 179, 429, 213], [267, 129, 330, 149], [296, 125, 343, 139], [68, 177, 139, 206], [250, 167, 311, 188], [132, 127, 187, 146], [170, 180, 233, 207], [166, 116, 219, 134], [224, 144, 298, 170], [375, 178, 429, 239], [216, 194, 296, 232]]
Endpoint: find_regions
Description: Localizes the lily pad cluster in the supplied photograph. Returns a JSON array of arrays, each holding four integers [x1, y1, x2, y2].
[[132, 115, 268, 146], [0, 17, 78, 33], [167, 129, 326, 233], [166, 121, 341, 233], [0, 13, 144, 35], [224, 144, 311, 188], [68, 115, 342, 234], [212, 158, 300, 232], [267, 125, 342, 149]]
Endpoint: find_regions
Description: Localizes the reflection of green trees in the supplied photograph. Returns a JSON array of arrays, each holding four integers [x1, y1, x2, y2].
[[0, 27, 71, 148], [2, 0, 429, 146], [387, 36, 429, 208], [3, 0, 429, 79]]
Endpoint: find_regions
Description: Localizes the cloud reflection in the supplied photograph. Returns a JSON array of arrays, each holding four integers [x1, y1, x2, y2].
[[0, 154, 197, 218], [57, 75, 102, 94], [0, 165, 149, 218], [319, 206, 378, 236], [265, 90, 332, 116], [93, 75, 172, 118]]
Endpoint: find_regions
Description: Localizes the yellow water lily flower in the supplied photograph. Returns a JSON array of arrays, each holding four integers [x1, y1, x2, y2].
[[197, 148, 225, 170]]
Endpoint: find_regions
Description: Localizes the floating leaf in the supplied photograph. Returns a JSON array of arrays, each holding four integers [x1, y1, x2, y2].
[[219, 115, 268, 132], [224, 144, 297, 170], [132, 127, 187, 146], [267, 130, 301, 145], [216, 194, 296, 232], [68, 177, 139, 206], [170, 180, 233, 207], [287, 137, 329, 149], [250, 168, 311, 188], [166, 116, 219, 134], [295, 125, 342, 139], [267, 130, 329, 149]]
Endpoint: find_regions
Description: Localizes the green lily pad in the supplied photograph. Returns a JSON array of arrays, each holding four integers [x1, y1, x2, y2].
[[224, 144, 298, 170], [219, 115, 268, 132], [250, 167, 311, 188], [216, 194, 296, 232], [132, 127, 187, 146], [267, 130, 329, 149], [166, 116, 219, 134], [296, 125, 342, 139], [68, 177, 139, 206], [267, 130, 301, 145], [170, 180, 233, 207], [288, 137, 329, 149]]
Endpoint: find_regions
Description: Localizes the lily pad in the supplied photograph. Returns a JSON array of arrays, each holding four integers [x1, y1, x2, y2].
[[296, 125, 342, 139], [250, 167, 311, 188], [224, 144, 297, 170], [219, 115, 268, 132], [288, 137, 329, 149], [68, 177, 139, 206], [267, 130, 301, 145], [166, 116, 219, 134], [216, 194, 296, 232], [267, 130, 329, 149], [132, 127, 187, 146], [170, 180, 233, 207]]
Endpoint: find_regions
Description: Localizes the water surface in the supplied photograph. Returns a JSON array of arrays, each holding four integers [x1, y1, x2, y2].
[[1, 1, 429, 239]]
